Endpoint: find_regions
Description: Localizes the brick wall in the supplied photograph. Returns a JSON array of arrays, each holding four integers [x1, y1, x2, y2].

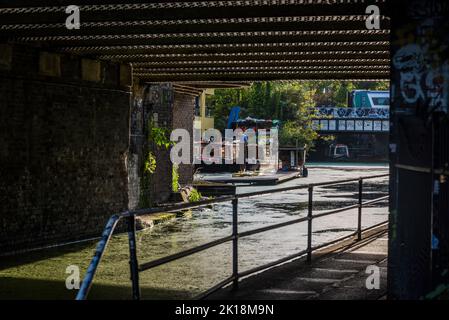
[[128, 82, 146, 210], [172, 91, 195, 186], [128, 83, 175, 207], [128, 85, 196, 207], [144, 84, 174, 205], [0, 43, 131, 252]]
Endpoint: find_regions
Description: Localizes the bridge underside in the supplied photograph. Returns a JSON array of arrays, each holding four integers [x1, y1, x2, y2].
[[3, 0, 449, 302], [0, 0, 390, 83], [2, 0, 418, 301], [1, 0, 391, 252]]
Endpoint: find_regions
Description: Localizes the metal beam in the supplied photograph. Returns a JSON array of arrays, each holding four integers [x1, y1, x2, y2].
[[15, 30, 390, 47], [133, 65, 390, 74], [0, 1, 392, 82], [100, 51, 390, 63], [134, 71, 390, 82], [0, 16, 390, 37], [0, 1, 390, 23], [132, 58, 391, 68], [58, 42, 390, 55], [0, 0, 388, 8]]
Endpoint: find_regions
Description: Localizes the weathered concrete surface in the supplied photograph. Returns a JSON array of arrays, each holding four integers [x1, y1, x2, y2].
[[208, 226, 388, 300]]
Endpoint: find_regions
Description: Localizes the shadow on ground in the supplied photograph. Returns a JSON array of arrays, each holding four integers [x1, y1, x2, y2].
[[0, 277, 191, 300], [0, 242, 97, 271]]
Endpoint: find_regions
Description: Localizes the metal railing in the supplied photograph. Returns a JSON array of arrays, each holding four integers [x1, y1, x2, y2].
[[75, 173, 389, 300]]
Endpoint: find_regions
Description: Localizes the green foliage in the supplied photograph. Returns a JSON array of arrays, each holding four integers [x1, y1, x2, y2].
[[188, 188, 203, 202], [150, 124, 173, 149], [172, 164, 180, 192], [144, 151, 157, 174], [279, 120, 318, 149], [143, 121, 173, 175], [140, 120, 173, 208], [206, 88, 243, 130]]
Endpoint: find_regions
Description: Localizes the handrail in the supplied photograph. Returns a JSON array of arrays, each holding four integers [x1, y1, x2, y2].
[[76, 173, 389, 300], [76, 214, 123, 300]]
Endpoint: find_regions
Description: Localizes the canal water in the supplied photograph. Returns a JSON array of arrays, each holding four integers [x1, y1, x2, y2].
[[0, 164, 389, 300]]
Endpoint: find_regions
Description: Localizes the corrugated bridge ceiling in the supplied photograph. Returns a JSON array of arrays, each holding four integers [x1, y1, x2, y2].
[[0, 0, 390, 84]]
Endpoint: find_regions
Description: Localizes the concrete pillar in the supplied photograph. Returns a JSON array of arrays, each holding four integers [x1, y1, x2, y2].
[[389, 0, 449, 299]]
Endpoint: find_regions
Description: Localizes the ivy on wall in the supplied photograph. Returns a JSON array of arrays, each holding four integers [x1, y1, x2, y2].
[[139, 120, 173, 208]]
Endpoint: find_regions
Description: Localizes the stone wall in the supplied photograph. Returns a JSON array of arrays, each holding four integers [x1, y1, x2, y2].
[[0, 43, 132, 252]]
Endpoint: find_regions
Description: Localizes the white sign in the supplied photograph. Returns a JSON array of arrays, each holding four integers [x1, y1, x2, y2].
[[364, 121, 373, 131], [355, 120, 364, 131], [320, 120, 329, 131], [346, 120, 355, 131], [373, 121, 382, 131]]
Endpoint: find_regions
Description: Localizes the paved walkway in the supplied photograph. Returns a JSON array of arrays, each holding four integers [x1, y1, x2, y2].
[[208, 226, 388, 300]]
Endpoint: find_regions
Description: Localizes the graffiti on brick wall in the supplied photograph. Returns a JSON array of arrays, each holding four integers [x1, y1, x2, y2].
[[315, 107, 389, 119], [147, 83, 173, 107], [393, 44, 448, 112], [313, 107, 389, 132], [392, 7, 449, 114], [408, 0, 449, 17]]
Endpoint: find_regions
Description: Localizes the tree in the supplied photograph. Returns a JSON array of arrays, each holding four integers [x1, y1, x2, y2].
[[275, 82, 319, 150]]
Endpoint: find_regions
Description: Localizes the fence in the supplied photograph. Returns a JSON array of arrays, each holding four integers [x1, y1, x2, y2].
[[76, 173, 389, 300]]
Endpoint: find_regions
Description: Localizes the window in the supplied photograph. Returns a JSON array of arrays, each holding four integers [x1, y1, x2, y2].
[[205, 106, 213, 117], [194, 96, 200, 116], [372, 97, 390, 106], [205, 94, 215, 118], [336, 146, 347, 155]]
